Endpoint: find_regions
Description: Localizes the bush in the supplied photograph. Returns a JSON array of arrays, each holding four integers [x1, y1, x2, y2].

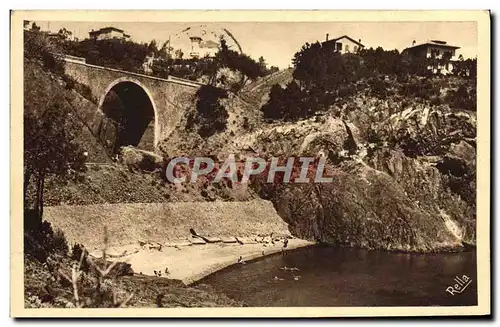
[[53, 229, 69, 254], [193, 85, 229, 137], [24, 219, 69, 262], [242, 116, 250, 130], [261, 81, 309, 121], [62, 74, 75, 90], [430, 97, 442, 106], [71, 243, 91, 272], [399, 79, 440, 100], [445, 85, 476, 111], [337, 84, 357, 98], [368, 78, 389, 99]]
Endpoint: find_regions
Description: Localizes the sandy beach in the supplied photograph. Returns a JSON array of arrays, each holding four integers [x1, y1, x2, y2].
[[97, 238, 314, 285], [45, 201, 315, 284]]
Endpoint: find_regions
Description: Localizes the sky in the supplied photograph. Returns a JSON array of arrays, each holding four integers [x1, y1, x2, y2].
[[36, 21, 477, 69]]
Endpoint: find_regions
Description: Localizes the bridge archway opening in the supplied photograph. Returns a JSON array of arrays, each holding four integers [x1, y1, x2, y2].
[[99, 80, 156, 153]]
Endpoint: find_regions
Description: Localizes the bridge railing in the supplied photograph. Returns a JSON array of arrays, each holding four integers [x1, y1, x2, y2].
[[57, 53, 205, 88]]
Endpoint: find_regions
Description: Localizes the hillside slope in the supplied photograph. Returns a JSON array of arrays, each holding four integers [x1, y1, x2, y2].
[[37, 58, 476, 253], [44, 199, 292, 250]]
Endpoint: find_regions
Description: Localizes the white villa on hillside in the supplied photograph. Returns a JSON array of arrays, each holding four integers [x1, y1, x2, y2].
[[402, 39, 461, 74], [188, 36, 219, 59]]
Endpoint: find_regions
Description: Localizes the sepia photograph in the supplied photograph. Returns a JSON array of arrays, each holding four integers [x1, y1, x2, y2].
[[10, 10, 490, 317]]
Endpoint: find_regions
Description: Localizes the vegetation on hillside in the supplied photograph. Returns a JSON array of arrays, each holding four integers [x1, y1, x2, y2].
[[24, 30, 83, 225], [24, 21, 477, 257], [40, 24, 274, 87], [262, 43, 476, 123], [30, 24, 276, 142]]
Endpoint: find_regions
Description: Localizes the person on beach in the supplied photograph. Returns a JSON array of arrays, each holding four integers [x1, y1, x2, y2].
[[282, 237, 289, 256]]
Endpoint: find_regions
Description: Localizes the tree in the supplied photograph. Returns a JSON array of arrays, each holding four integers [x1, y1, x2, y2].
[[148, 40, 158, 55], [24, 93, 80, 222], [258, 56, 267, 71], [261, 81, 307, 121], [158, 41, 172, 59], [453, 58, 477, 79], [268, 66, 280, 74], [58, 28, 73, 40], [24, 29, 81, 224], [64, 38, 150, 73], [292, 42, 360, 92], [31, 22, 40, 31], [190, 85, 229, 137], [358, 47, 406, 76], [216, 37, 266, 88], [174, 49, 184, 59]]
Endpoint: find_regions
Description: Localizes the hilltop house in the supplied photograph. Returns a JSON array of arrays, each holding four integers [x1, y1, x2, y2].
[[89, 27, 131, 41], [402, 40, 460, 74], [322, 34, 365, 54], [188, 36, 219, 59]]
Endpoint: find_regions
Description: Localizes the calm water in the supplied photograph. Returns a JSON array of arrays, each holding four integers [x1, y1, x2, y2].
[[198, 246, 477, 306]]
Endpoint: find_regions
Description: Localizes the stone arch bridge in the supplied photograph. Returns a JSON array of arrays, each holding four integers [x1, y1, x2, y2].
[[62, 55, 203, 153]]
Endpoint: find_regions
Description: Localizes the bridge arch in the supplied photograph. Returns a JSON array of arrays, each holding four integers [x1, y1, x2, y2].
[[97, 77, 159, 153]]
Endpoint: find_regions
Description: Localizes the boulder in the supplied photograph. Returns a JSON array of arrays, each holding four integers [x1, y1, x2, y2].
[[205, 236, 222, 243], [235, 237, 258, 245], [108, 261, 134, 277], [220, 236, 238, 244], [188, 236, 207, 245], [120, 146, 163, 172], [449, 140, 476, 168]]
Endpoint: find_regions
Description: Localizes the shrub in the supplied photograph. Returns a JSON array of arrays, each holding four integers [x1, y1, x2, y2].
[[24, 30, 64, 75], [193, 85, 229, 137], [74, 82, 96, 103], [445, 85, 476, 111], [430, 97, 442, 106], [261, 81, 309, 121], [53, 229, 70, 254], [368, 78, 389, 99], [242, 116, 250, 130], [337, 84, 357, 98], [399, 79, 440, 100], [24, 219, 69, 262], [62, 74, 76, 90], [41, 51, 65, 75]]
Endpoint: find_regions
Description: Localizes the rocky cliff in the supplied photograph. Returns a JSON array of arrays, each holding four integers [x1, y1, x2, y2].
[[55, 67, 477, 253]]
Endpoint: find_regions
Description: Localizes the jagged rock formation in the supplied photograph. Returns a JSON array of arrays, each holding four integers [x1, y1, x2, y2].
[[258, 158, 473, 252]]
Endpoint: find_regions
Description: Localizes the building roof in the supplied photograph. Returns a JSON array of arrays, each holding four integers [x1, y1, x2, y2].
[[200, 40, 219, 49], [406, 40, 460, 50], [89, 27, 125, 35], [323, 35, 365, 48]]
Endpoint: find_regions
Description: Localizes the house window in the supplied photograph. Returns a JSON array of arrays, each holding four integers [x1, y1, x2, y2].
[[336, 43, 342, 51], [354, 45, 358, 52], [430, 49, 439, 58], [345, 44, 350, 52]]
